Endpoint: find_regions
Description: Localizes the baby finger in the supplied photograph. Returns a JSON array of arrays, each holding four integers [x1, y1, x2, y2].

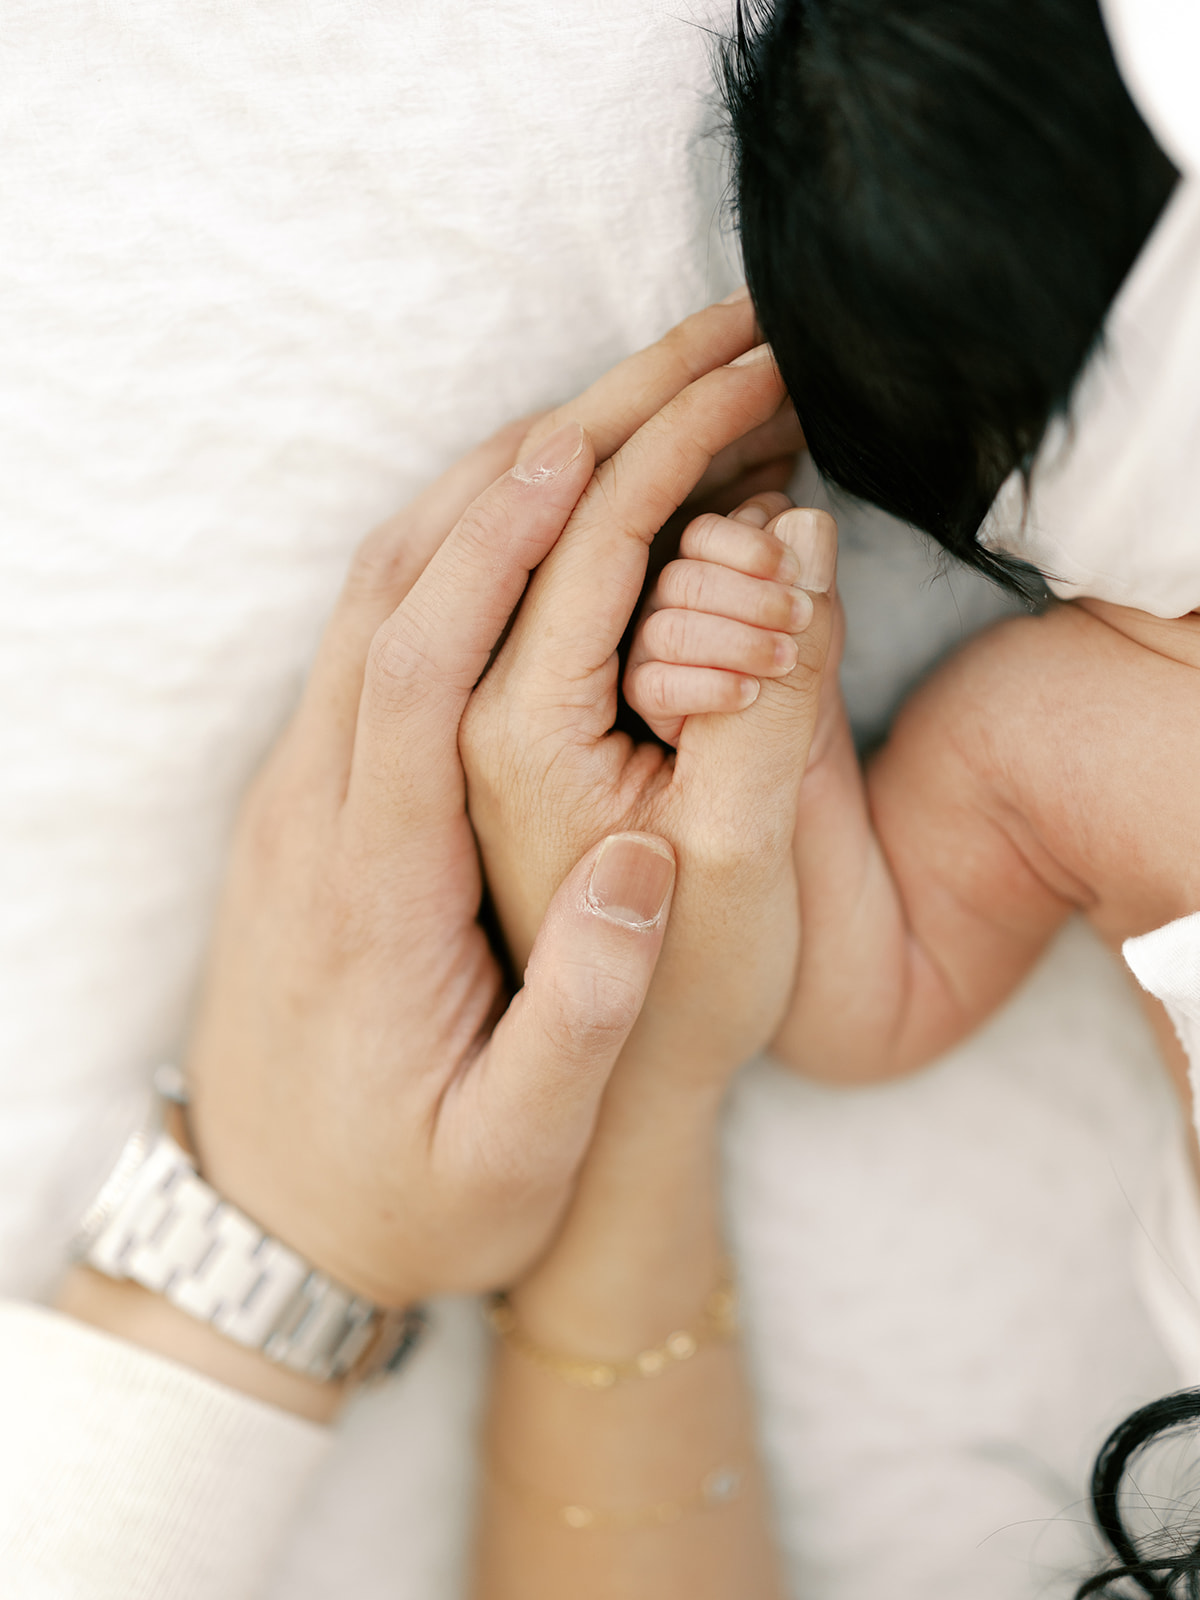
[[625, 662, 760, 746], [639, 607, 800, 678], [679, 510, 802, 583]]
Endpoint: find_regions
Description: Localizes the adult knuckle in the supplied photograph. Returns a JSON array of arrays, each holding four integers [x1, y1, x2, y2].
[[787, 633, 828, 695], [545, 959, 642, 1053], [451, 501, 499, 557], [363, 614, 428, 712]]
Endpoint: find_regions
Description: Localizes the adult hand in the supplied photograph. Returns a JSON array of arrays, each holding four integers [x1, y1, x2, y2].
[[463, 352, 837, 1089], [181, 298, 781, 1310]]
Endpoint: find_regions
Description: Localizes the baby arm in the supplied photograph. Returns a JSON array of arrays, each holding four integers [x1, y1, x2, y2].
[[626, 519, 1077, 1082]]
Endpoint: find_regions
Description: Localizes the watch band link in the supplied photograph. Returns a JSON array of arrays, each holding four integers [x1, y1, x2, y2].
[[85, 1130, 404, 1382]]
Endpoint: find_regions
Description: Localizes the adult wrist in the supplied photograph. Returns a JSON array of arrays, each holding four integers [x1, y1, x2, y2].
[[63, 1071, 425, 1415], [56, 1266, 347, 1424]]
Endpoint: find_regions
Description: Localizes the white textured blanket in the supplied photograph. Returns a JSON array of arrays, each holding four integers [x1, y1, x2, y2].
[[0, 6, 1178, 1596]]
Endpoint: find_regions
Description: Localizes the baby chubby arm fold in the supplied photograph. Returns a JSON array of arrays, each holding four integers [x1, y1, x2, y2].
[[625, 493, 1077, 1083], [772, 616, 1079, 1082]]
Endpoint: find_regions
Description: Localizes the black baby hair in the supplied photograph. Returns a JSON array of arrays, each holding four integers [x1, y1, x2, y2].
[[722, 0, 1177, 593], [1076, 1389, 1200, 1599]]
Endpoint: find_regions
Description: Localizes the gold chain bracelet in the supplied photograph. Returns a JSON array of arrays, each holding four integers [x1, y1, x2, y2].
[[490, 1455, 747, 1531], [484, 1267, 738, 1389]]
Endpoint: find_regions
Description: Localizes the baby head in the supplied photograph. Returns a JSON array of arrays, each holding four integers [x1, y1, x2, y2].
[[723, 0, 1176, 590]]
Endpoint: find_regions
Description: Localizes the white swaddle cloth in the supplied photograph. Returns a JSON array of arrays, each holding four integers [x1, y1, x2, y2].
[[979, 1, 1200, 618], [999, 0, 1200, 1396]]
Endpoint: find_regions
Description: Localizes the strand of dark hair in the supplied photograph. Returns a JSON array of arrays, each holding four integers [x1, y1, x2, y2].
[[720, 0, 1176, 599], [1075, 1391, 1200, 1599]]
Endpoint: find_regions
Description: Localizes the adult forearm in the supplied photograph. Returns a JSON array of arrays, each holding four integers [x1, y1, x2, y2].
[[56, 1266, 344, 1423], [473, 1074, 784, 1600]]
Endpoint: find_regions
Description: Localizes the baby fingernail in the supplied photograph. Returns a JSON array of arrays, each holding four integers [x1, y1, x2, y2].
[[775, 542, 802, 583], [513, 421, 585, 484], [719, 283, 751, 305], [789, 590, 815, 631], [775, 509, 837, 592], [732, 504, 770, 528], [586, 834, 676, 929], [775, 636, 800, 671], [728, 342, 773, 369], [738, 677, 761, 707]]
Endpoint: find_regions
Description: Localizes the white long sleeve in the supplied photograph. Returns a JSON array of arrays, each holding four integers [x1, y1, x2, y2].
[[0, 1300, 330, 1600]]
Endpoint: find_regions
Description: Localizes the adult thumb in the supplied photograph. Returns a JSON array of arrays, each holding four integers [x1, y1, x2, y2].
[[475, 833, 676, 1179]]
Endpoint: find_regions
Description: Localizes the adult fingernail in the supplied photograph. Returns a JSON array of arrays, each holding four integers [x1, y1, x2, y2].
[[513, 421, 586, 484], [586, 834, 675, 929], [775, 509, 837, 592], [728, 342, 773, 369], [719, 283, 751, 305]]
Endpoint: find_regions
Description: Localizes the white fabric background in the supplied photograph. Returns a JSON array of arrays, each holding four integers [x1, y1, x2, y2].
[[0, 5, 1181, 1596]]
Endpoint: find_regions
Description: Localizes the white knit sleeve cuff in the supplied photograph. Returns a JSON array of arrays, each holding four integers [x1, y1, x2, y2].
[[0, 1299, 332, 1600]]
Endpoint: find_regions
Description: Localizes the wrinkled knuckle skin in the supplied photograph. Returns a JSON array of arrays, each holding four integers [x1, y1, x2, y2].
[[789, 628, 831, 695], [665, 560, 709, 614], [363, 617, 426, 713], [630, 664, 674, 720], [546, 960, 643, 1056], [647, 608, 691, 663], [680, 511, 722, 559], [452, 502, 499, 557], [657, 560, 686, 609]]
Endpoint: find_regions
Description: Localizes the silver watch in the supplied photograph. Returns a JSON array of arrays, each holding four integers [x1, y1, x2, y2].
[[71, 1069, 424, 1383]]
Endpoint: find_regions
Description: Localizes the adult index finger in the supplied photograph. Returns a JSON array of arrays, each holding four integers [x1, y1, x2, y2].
[[293, 417, 538, 795], [519, 292, 758, 466], [343, 423, 596, 843], [494, 348, 787, 732]]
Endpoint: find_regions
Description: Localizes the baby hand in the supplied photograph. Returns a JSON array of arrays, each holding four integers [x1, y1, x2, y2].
[[625, 494, 828, 746]]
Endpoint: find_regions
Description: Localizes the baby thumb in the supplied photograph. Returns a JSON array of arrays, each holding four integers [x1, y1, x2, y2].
[[679, 508, 838, 849]]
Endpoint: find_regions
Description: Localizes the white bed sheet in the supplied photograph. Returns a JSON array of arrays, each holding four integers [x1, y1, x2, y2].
[[0, 6, 1180, 1596]]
